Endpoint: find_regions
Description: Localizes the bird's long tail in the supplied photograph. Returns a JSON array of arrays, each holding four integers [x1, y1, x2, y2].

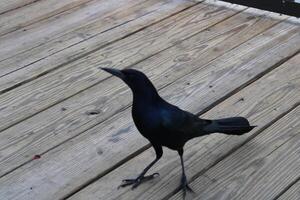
[[203, 117, 256, 135]]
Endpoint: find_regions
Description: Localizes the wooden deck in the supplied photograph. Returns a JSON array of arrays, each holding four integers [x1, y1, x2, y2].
[[0, 0, 299, 199]]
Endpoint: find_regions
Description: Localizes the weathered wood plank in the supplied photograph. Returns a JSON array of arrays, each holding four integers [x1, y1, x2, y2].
[[0, 0, 38, 15], [0, 0, 185, 62], [1, 20, 299, 200], [0, 8, 286, 177], [0, 0, 94, 36], [0, 2, 244, 131], [278, 181, 300, 200], [0, 0, 197, 91], [69, 52, 300, 200], [0, 0, 144, 61], [170, 106, 300, 200]]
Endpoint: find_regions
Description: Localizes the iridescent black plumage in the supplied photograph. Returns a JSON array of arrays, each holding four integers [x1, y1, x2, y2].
[[102, 68, 255, 198]]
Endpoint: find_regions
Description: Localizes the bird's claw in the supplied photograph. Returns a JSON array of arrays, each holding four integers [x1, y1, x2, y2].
[[118, 173, 159, 190]]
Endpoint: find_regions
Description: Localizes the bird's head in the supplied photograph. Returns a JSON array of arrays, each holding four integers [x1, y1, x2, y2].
[[101, 68, 158, 98]]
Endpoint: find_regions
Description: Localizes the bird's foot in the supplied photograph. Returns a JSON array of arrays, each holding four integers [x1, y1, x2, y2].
[[118, 173, 159, 190], [179, 176, 194, 199]]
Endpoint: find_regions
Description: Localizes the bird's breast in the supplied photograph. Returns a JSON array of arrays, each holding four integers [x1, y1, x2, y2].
[[132, 106, 161, 135]]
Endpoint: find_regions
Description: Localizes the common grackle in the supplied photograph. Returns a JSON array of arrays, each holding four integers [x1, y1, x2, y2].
[[102, 68, 256, 198]]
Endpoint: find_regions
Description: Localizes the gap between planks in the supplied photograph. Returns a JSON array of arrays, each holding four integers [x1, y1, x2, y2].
[[0, 6, 286, 178], [167, 103, 300, 200], [0, 2, 247, 134], [276, 178, 300, 200], [0, 0, 201, 94], [0, 7, 296, 181], [0, 18, 300, 200], [0, 0, 40, 16], [0, 0, 149, 62], [66, 71, 300, 200], [167, 54, 300, 200], [170, 105, 300, 200], [66, 53, 300, 200], [0, 0, 234, 95], [0, 0, 95, 37]]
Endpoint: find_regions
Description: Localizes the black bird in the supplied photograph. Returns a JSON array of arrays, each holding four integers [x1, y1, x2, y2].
[[102, 68, 255, 198]]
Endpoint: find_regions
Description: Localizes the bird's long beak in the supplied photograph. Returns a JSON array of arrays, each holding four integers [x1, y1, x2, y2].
[[101, 68, 125, 80]]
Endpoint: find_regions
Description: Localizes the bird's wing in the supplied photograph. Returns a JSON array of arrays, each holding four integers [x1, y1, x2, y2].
[[160, 105, 210, 138]]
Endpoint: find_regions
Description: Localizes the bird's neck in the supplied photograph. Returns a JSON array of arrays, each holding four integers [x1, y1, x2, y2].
[[125, 76, 163, 107], [129, 80, 162, 106], [132, 87, 160, 105]]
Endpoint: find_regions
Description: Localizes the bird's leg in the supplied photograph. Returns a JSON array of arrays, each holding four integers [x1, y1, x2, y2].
[[178, 149, 194, 199], [118, 145, 162, 190]]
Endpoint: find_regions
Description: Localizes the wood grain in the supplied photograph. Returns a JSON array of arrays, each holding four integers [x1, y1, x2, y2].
[[170, 106, 300, 200], [278, 181, 300, 200], [1, 20, 299, 200], [0, 0, 196, 91], [0, 2, 244, 131], [0, 0, 94, 36], [0, 0, 140, 61], [70, 52, 300, 200], [0, 8, 286, 177], [0, 0, 39, 15]]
